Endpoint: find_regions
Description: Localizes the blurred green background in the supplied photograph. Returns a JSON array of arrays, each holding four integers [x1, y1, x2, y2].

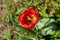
[[0, 0, 60, 40]]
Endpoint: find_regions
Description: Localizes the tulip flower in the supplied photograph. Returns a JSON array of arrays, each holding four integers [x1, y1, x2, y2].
[[18, 8, 39, 30]]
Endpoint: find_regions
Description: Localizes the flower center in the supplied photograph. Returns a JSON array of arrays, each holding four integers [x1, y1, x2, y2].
[[26, 14, 34, 25]]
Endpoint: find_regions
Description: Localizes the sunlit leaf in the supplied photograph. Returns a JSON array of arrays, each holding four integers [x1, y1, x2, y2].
[[35, 18, 56, 35]]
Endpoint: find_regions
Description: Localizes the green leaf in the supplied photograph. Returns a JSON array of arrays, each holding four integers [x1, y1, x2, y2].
[[39, 5, 49, 17], [55, 8, 60, 17], [35, 18, 56, 35], [41, 24, 56, 35], [35, 18, 51, 29], [14, 31, 32, 40], [4, 29, 11, 40], [55, 30, 60, 38], [15, 7, 26, 15]]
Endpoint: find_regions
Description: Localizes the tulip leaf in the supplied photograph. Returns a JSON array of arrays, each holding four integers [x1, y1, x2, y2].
[[35, 18, 56, 35], [36, 18, 53, 29]]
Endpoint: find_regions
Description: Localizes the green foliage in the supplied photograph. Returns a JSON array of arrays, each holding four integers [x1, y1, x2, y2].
[[55, 7, 60, 18], [35, 18, 56, 35], [15, 7, 26, 15], [14, 31, 32, 40], [4, 29, 11, 40], [55, 31, 60, 38], [39, 4, 49, 17], [1, 0, 60, 40]]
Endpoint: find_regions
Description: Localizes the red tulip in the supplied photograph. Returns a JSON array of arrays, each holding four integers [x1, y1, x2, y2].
[[18, 8, 39, 30]]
